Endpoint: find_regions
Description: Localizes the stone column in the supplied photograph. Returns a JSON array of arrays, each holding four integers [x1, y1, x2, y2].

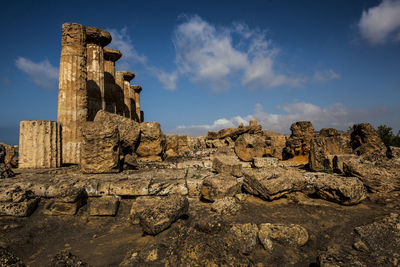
[[85, 26, 112, 121], [115, 71, 125, 116], [103, 48, 122, 113], [57, 23, 87, 164], [19, 121, 61, 168], [131, 85, 142, 122], [121, 71, 135, 119]]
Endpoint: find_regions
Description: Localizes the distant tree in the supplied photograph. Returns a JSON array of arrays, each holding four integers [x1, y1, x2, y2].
[[376, 125, 400, 147]]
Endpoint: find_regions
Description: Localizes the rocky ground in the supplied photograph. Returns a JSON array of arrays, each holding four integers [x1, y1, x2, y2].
[[1, 121, 400, 266]]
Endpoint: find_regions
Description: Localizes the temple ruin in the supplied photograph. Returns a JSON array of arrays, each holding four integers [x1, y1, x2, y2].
[[20, 22, 144, 167]]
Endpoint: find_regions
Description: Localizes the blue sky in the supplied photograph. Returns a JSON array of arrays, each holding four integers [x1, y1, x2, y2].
[[1, 0, 400, 145]]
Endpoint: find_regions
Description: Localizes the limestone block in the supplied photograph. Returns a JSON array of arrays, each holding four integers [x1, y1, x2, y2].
[[89, 196, 120, 216], [19, 120, 61, 168], [284, 121, 316, 160], [43, 187, 86, 215], [0, 186, 39, 217], [201, 174, 241, 202], [136, 122, 166, 161], [252, 157, 279, 168], [81, 121, 120, 173], [234, 133, 267, 162]]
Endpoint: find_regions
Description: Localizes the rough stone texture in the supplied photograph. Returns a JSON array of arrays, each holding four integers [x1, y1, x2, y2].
[[313, 173, 366, 205], [57, 23, 87, 164], [284, 121, 316, 159], [243, 168, 307, 200], [43, 187, 86, 215], [165, 134, 190, 158], [332, 154, 358, 174], [114, 71, 126, 117], [19, 120, 61, 168], [253, 157, 279, 168], [121, 71, 135, 119], [103, 48, 121, 113], [264, 134, 287, 160], [0, 186, 39, 217], [80, 122, 120, 174], [309, 132, 352, 171], [211, 196, 241, 215], [201, 174, 241, 202], [388, 146, 400, 159], [343, 156, 400, 193], [50, 250, 90, 266], [89, 196, 120, 216], [0, 142, 18, 168], [351, 123, 386, 156], [212, 148, 242, 177], [0, 144, 14, 178], [137, 194, 189, 235], [0, 247, 25, 266], [136, 122, 166, 162], [258, 223, 309, 250], [319, 128, 339, 137], [207, 123, 262, 141], [228, 223, 259, 255], [234, 133, 267, 162], [94, 110, 140, 153], [353, 213, 400, 265]]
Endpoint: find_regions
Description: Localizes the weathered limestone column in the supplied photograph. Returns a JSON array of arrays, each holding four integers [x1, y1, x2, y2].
[[57, 23, 87, 164], [115, 71, 125, 116], [121, 71, 135, 119], [19, 121, 61, 168], [131, 85, 142, 122], [104, 48, 122, 113], [85, 26, 112, 121]]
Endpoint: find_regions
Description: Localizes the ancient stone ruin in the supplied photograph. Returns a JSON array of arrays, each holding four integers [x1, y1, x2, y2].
[[1, 23, 400, 266]]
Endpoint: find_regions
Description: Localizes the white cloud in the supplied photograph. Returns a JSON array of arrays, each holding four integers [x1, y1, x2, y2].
[[15, 57, 59, 90], [154, 70, 178, 91], [312, 69, 340, 82], [167, 102, 389, 136], [173, 15, 301, 91], [107, 27, 147, 68], [358, 0, 400, 44]]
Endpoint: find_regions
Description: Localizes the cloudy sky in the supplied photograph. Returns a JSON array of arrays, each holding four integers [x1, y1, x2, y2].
[[1, 0, 400, 145]]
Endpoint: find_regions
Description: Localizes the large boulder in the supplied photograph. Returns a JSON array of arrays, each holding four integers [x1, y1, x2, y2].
[[0, 142, 18, 168], [80, 121, 120, 174], [94, 110, 140, 153], [228, 223, 259, 255], [137, 194, 189, 235], [258, 223, 309, 250], [313, 174, 366, 205], [165, 134, 190, 158], [243, 168, 307, 200], [207, 122, 262, 141], [284, 121, 316, 160], [350, 123, 386, 156], [309, 131, 352, 171], [264, 133, 287, 160], [211, 147, 242, 177], [136, 122, 166, 162], [201, 173, 241, 202], [234, 133, 267, 162], [0, 144, 14, 178]]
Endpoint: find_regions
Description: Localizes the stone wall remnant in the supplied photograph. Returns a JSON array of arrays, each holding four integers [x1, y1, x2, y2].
[[131, 85, 142, 122], [19, 120, 61, 168]]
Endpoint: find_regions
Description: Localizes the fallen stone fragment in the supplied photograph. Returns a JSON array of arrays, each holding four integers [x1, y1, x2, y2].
[[43, 187, 86, 215], [258, 223, 309, 250], [81, 121, 120, 174], [252, 157, 278, 168], [212, 147, 242, 177], [229, 223, 259, 255], [234, 133, 267, 162], [201, 174, 241, 202], [0, 186, 39, 217], [88, 196, 120, 216], [136, 122, 166, 162], [350, 123, 386, 156], [243, 168, 307, 200], [313, 173, 366, 205], [138, 194, 189, 235], [0, 144, 15, 178], [0, 247, 25, 267], [211, 197, 241, 215], [284, 121, 316, 160], [50, 250, 90, 267], [120, 243, 169, 266]]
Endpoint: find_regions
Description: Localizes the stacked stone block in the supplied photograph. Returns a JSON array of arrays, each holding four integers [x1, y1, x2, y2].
[[19, 120, 61, 168]]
